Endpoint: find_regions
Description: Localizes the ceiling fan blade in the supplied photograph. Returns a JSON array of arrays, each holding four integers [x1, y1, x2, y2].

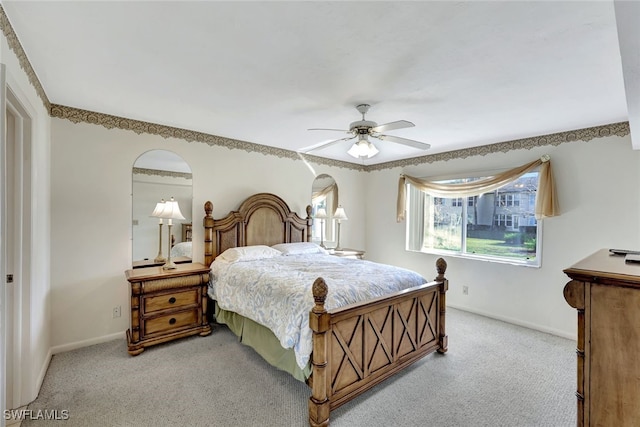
[[370, 120, 414, 133], [307, 128, 352, 133], [299, 135, 357, 153], [375, 134, 431, 150]]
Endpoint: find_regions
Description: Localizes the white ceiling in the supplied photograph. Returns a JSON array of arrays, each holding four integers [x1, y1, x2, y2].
[[2, 1, 637, 166]]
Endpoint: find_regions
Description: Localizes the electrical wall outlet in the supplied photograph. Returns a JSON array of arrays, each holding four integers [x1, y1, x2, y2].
[[113, 306, 121, 318], [462, 286, 469, 295]]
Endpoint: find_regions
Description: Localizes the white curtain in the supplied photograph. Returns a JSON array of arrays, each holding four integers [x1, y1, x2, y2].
[[406, 185, 425, 251]]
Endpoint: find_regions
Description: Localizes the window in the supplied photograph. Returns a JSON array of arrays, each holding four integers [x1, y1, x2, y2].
[[494, 214, 519, 228], [406, 172, 541, 266], [496, 194, 520, 207]]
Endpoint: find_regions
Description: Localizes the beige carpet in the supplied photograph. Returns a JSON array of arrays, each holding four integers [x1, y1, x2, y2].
[[22, 308, 576, 426]]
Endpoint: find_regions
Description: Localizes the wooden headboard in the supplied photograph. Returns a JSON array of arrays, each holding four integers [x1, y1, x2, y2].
[[203, 193, 312, 266]]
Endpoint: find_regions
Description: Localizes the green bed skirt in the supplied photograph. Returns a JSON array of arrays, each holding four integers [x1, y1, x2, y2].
[[214, 303, 312, 382]]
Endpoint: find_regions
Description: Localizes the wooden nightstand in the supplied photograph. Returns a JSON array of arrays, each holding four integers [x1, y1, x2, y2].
[[125, 262, 212, 356], [329, 248, 365, 259]]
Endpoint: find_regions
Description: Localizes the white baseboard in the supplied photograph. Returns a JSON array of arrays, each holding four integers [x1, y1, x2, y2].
[[34, 348, 52, 399], [447, 303, 577, 341], [51, 331, 125, 355], [24, 333, 123, 410]]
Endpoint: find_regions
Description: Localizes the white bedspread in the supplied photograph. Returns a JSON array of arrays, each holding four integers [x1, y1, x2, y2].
[[208, 253, 427, 369]]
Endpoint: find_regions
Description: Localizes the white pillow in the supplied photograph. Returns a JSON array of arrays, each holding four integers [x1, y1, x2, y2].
[[218, 245, 282, 263], [271, 242, 327, 255]]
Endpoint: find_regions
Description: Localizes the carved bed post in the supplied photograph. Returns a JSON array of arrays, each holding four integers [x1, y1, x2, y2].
[[435, 257, 449, 353], [203, 201, 214, 267], [309, 277, 330, 427]]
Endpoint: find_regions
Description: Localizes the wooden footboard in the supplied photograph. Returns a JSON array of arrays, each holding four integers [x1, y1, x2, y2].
[[308, 258, 448, 426]]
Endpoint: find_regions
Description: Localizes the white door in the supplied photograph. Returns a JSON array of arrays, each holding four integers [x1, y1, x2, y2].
[[1, 62, 8, 427], [1, 66, 32, 425]]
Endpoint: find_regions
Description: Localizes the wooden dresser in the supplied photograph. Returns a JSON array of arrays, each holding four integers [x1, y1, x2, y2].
[[125, 262, 212, 355], [563, 249, 640, 426]]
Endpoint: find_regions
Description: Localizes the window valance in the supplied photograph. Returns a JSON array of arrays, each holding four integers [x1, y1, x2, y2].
[[397, 155, 559, 222]]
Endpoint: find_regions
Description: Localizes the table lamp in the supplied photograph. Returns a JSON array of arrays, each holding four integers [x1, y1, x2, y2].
[[333, 206, 348, 251], [155, 197, 185, 269]]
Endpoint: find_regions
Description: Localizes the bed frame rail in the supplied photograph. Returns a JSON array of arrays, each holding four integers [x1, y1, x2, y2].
[[309, 258, 448, 426]]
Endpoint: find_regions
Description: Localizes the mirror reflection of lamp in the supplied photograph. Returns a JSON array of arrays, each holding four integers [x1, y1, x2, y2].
[[152, 197, 185, 269], [333, 206, 348, 251], [315, 208, 328, 248], [151, 199, 166, 263]]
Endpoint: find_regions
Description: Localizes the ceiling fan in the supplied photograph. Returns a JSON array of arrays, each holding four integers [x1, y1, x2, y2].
[[301, 104, 431, 159]]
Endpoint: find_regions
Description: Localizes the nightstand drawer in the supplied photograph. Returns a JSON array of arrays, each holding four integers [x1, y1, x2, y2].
[[144, 289, 198, 313], [144, 309, 199, 336]]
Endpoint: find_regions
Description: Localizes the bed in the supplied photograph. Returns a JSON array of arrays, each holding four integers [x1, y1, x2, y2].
[[170, 241, 192, 258], [203, 193, 448, 426]]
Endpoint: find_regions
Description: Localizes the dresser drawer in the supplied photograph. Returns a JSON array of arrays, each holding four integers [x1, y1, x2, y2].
[[144, 309, 199, 336], [143, 289, 199, 313]]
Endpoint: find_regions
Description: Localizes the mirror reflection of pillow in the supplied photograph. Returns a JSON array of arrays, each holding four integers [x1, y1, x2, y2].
[[218, 245, 282, 263], [170, 241, 192, 258], [271, 242, 328, 255]]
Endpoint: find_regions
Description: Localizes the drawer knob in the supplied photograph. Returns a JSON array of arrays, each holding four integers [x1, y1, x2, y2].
[[168, 297, 176, 304], [169, 318, 176, 325]]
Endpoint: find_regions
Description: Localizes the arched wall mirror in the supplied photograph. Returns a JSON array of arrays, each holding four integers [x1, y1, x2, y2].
[[132, 150, 193, 268], [311, 174, 338, 247]]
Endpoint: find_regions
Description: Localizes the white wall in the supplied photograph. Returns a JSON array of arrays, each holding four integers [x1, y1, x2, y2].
[[1, 33, 52, 403], [50, 118, 366, 349], [365, 134, 640, 338]]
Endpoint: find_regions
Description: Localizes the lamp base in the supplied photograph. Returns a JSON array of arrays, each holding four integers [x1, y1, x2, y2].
[[162, 260, 177, 270], [154, 255, 166, 263], [162, 223, 176, 270]]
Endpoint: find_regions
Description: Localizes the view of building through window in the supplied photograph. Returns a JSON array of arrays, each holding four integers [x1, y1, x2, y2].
[[406, 171, 541, 266]]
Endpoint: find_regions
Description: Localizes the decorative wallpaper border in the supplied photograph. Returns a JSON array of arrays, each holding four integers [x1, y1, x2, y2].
[[132, 167, 192, 180], [367, 121, 631, 171], [0, 5, 50, 111], [50, 104, 366, 171], [0, 5, 631, 173], [52, 103, 630, 172]]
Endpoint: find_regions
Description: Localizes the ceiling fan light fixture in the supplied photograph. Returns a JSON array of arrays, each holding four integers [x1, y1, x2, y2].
[[347, 136, 379, 159], [307, 104, 429, 159]]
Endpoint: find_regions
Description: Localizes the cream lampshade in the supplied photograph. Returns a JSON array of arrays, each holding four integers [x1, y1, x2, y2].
[[150, 199, 166, 263], [155, 197, 185, 269], [315, 207, 328, 248], [333, 206, 348, 251]]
